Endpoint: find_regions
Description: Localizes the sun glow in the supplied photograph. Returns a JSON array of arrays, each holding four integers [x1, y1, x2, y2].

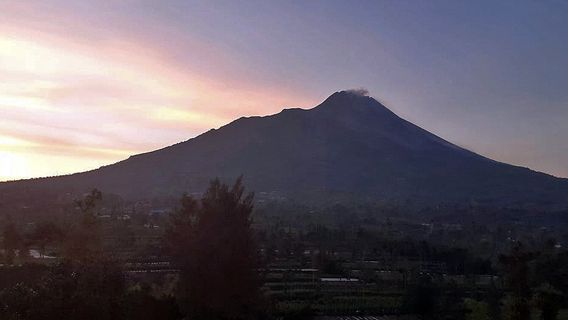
[[0, 29, 313, 181], [0, 151, 30, 181], [0, 34, 206, 180]]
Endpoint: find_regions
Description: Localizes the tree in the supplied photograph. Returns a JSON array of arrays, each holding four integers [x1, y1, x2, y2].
[[74, 189, 103, 214], [533, 284, 562, 320], [1, 217, 23, 265], [65, 189, 103, 261], [123, 285, 181, 320], [166, 177, 263, 320], [29, 221, 64, 258], [500, 243, 534, 320], [0, 283, 37, 320], [464, 299, 490, 320], [485, 280, 503, 320], [0, 257, 126, 320], [403, 274, 441, 320]]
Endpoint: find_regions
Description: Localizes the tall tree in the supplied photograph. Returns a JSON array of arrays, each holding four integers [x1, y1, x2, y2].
[[533, 284, 562, 320], [403, 274, 441, 320], [30, 221, 64, 258], [1, 217, 23, 265], [65, 189, 103, 261], [166, 177, 263, 320], [500, 243, 534, 320]]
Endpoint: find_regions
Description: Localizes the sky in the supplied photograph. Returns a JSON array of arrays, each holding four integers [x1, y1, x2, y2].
[[1, 0, 567, 181]]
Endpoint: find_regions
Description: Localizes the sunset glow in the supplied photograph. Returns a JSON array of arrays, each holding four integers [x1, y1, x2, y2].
[[1, 1, 567, 180], [0, 4, 316, 180]]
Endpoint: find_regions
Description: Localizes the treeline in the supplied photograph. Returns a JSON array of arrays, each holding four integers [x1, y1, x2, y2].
[[2, 179, 568, 319], [0, 178, 264, 320], [398, 242, 568, 320]]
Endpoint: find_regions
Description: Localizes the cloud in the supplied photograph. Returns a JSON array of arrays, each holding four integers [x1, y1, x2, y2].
[[0, 10, 318, 180], [346, 88, 370, 96]]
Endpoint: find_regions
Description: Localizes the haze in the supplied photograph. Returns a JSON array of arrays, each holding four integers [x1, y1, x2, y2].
[[1, 0, 567, 181]]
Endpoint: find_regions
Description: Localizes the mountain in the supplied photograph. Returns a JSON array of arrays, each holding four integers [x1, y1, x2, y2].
[[2, 90, 568, 208]]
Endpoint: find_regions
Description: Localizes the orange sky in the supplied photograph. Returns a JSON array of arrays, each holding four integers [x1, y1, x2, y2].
[[0, 3, 318, 181]]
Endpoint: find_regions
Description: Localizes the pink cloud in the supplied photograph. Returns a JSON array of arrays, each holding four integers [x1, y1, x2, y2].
[[0, 2, 318, 180]]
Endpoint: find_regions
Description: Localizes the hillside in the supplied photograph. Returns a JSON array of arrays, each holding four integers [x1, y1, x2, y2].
[[2, 90, 567, 209]]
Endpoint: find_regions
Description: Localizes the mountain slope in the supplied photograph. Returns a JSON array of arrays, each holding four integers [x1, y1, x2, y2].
[[2, 90, 567, 208]]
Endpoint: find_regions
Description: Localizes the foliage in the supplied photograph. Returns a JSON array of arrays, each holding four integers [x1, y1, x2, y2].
[[123, 285, 181, 320], [402, 274, 441, 319], [64, 189, 104, 261], [29, 221, 64, 257], [499, 243, 534, 320], [1, 217, 24, 265], [464, 299, 490, 320], [166, 177, 264, 320], [533, 284, 563, 320], [0, 257, 125, 320]]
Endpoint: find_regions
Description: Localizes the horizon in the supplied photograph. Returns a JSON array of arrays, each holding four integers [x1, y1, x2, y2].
[[2, 89, 566, 183], [1, 1, 568, 181]]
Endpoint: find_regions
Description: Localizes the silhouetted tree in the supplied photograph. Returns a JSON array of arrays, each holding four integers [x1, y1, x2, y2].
[[500, 243, 534, 320], [1, 217, 23, 265], [533, 284, 562, 320], [123, 285, 181, 320], [29, 221, 64, 257], [464, 298, 490, 320], [74, 189, 103, 214], [65, 189, 103, 261], [0, 257, 125, 320], [532, 250, 568, 296], [166, 177, 263, 320], [485, 280, 503, 320], [403, 274, 441, 320]]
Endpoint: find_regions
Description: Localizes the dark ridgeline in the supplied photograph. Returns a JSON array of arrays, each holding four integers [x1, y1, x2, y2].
[[1, 90, 567, 208]]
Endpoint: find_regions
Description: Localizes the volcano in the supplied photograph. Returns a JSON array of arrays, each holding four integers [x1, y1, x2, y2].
[[2, 90, 567, 208]]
